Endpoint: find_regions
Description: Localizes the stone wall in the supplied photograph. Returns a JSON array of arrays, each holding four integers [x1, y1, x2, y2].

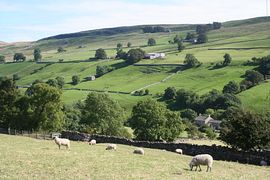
[[61, 131, 270, 166]]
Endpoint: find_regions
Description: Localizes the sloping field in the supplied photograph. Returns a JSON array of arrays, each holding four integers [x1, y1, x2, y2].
[[0, 134, 269, 179]]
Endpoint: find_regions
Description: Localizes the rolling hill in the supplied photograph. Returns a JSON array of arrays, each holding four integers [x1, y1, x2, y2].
[[0, 16, 270, 114]]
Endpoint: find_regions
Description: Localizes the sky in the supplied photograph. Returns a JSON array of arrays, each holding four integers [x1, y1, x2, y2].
[[0, 0, 268, 42]]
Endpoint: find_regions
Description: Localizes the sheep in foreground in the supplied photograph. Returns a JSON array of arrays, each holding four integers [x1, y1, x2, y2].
[[175, 149, 183, 154], [189, 154, 213, 172], [89, 139, 96, 145], [260, 160, 268, 166], [53, 137, 70, 150], [106, 144, 117, 150], [133, 148, 144, 155]]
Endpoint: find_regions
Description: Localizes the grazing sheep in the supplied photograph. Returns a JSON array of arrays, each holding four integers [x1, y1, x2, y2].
[[175, 149, 183, 154], [89, 139, 96, 145], [53, 137, 70, 150], [189, 154, 213, 172], [260, 160, 268, 166], [106, 144, 117, 150], [133, 148, 144, 155]]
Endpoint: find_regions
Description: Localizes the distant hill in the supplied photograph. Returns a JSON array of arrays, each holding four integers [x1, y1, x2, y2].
[[0, 41, 8, 46], [38, 24, 196, 41], [223, 16, 270, 27]]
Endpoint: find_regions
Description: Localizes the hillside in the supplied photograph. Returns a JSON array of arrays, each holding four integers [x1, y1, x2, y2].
[[1, 135, 269, 179], [0, 16, 270, 113]]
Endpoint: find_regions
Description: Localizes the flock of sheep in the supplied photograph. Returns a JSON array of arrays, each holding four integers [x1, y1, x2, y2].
[[53, 136, 213, 172]]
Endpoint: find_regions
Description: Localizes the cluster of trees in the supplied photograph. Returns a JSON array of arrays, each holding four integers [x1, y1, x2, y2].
[[142, 26, 170, 33], [240, 70, 264, 91], [163, 87, 241, 114], [247, 55, 270, 76], [129, 99, 184, 141], [220, 107, 270, 150], [116, 48, 145, 64], [196, 22, 222, 34], [13, 53, 26, 62], [116, 42, 132, 51], [183, 54, 202, 68], [96, 65, 115, 77], [133, 89, 149, 96], [46, 76, 65, 88], [185, 32, 196, 40], [0, 79, 64, 132]]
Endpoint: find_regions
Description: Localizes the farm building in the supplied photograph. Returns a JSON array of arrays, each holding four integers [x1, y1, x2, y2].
[[194, 114, 221, 130], [86, 75, 96, 81], [144, 53, 165, 59], [183, 38, 197, 44]]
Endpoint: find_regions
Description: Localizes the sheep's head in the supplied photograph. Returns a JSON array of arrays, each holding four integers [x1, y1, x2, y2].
[[189, 158, 196, 170]]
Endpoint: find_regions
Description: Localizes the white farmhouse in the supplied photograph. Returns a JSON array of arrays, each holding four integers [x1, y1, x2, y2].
[[144, 53, 165, 59]]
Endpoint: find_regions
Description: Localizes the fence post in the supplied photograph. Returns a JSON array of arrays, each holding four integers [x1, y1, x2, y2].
[[36, 132, 38, 139], [15, 129, 16, 135], [8, 127, 10, 135]]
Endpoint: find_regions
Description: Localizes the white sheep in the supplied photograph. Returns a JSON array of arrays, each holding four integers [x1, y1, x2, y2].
[[260, 160, 268, 166], [89, 139, 96, 145], [106, 144, 117, 150], [53, 137, 70, 150], [133, 148, 144, 155], [175, 149, 183, 154], [189, 154, 213, 172]]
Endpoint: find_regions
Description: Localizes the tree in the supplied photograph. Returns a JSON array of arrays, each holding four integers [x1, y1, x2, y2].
[[126, 48, 145, 64], [222, 81, 240, 94], [185, 32, 196, 40], [244, 70, 264, 85], [13, 53, 26, 62], [72, 75, 80, 85], [57, 47, 65, 53], [173, 35, 181, 44], [95, 48, 107, 59], [213, 22, 222, 30], [223, 53, 232, 66], [127, 42, 132, 48], [197, 33, 208, 44], [0, 78, 20, 128], [205, 127, 217, 140], [129, 99, 183, 141], [144, 89, 149, 95], [63, 104, 81, 131], [46, 79, 58, 87], [26, 83, 64, 131], [33, 48, 42, 62], [56, 76, 65, 88], [147, 38, 156, 46], [163, 87, 177, 100], [220, 108, 270, 150], [184, 54, 201, 68], [96, 65, 114, 77], [12, 74, 20, 81], [258, 55, 270, 75], [80, 92, 127, 136], [116, 49, 127, 59], [181, 109, 197, 122], [177, 41, 185, 52], [0, 55, 5, 63], [116, 43, 123, 51], [175, 89, 200, 110]]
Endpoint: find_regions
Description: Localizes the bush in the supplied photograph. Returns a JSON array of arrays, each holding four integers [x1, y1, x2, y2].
[[57, 47, 66, 53], [147, 38, 156, 46], [72, 75, 80, 85]]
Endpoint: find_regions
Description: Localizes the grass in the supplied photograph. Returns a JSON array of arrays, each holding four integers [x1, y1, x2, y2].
[[1, 134, 269, 179], [238, 81, 270, 113], [0, 17, 270, 112]]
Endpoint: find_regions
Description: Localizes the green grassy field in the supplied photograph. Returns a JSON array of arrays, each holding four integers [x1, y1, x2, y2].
[[0, 134, 269, 179], [0, 17, 270, 113]]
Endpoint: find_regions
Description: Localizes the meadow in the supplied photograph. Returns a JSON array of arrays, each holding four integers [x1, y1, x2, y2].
[[0, 134, 269, 180], [0, 17, 270, 113]]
